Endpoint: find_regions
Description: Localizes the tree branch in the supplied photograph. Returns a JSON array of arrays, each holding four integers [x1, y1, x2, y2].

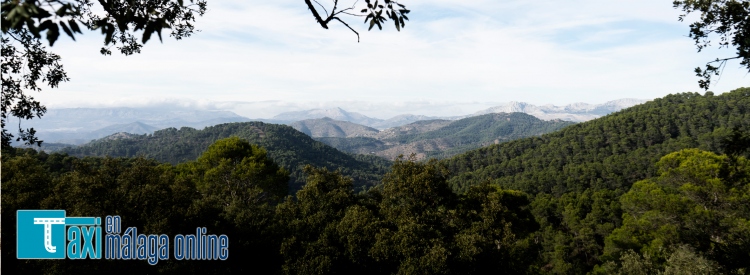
[[340, 11, 365, 17], [333, 17, 359, 43], [312, 0, 329, 17], [323, 0, 340, 25], [304, 0, 328, 29], [333, 7, 353, 17]]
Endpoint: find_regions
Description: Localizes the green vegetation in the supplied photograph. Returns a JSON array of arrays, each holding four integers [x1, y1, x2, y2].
[[442, 88, 750, 273], [316, 136, 388, 154], [595, 149, 750, 274], [61, 121, 390, 192], [446, 89, 750, 194], [3, 141, 538, 274], [3, 89, 750, 273]]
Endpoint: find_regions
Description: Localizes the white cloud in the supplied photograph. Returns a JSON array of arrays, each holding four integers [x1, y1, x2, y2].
[[32, 0, 748, 119]]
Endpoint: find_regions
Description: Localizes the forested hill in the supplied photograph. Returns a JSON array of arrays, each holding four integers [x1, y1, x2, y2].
[[444, 89, 750, 194], [62, 122, 391, 191], [317, 113, 575, 160], [381, 112, 575, 158]]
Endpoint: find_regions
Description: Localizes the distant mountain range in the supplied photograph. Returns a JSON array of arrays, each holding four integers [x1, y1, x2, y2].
[[290, 117, 380, 138], [8, 107, 251, 145], [309, 113, 575, 160], [10, 98, 646, 146], [271, 107, 448, 129], [272, 98, 647, 129], [469, 98, 648, 121]]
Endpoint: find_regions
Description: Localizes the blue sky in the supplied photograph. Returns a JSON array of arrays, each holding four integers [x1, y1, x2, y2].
[[36, 0, 748, 118]]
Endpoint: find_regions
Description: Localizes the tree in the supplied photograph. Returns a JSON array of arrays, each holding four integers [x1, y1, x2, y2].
[[1, 0, 409, 150], [1, 0, 207, 149], [673, 0, 750, 90], [601, 149, 750, 274]]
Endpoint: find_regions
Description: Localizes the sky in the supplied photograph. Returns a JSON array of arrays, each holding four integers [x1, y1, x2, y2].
[[30, 0, 749, 119]]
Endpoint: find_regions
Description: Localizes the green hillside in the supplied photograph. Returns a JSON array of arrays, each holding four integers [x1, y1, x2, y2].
[[4, 90, 749, 274], [390, 112, 575, 157], [62, 122, 391, 192], [445, 90, 750, 194], [440, 88, 750, 273], [317, 113, 575, 160]]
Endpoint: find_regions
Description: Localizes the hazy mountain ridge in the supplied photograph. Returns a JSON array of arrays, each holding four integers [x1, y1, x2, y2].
[[273, 98, 647, 128], [12, 98, 645, 146], [273, 107, 384, 127], [10, 107, 250, 145], [470, 98, 648, 121], [315, 113, 575, 160], [290, 117, 380, 138], [30, 107, 245, 130]]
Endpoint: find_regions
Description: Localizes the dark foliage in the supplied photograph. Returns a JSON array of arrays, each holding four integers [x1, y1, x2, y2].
[[62, 121, 391, 193]]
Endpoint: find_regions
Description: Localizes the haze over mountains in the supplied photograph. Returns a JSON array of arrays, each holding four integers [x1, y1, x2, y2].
[[12, 98, 646, 146], [470, 98, 648, 121], [271, 98, 647, 129], [9, 107, 250, 144]]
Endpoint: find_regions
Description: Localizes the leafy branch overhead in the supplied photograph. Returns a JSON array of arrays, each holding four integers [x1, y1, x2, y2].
[[673, 0, 750, 90], [1, 0, 207, 150], [1, 0, 207, 55], [304, 0, 409, 42]]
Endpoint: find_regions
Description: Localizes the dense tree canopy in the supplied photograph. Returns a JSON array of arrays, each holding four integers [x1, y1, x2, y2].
[[3, 139, 539, 274], [3, 86, 750, 273], [61, 121, 392, 192], [443, 87, 750, 273], [596, 149, 750, 274]]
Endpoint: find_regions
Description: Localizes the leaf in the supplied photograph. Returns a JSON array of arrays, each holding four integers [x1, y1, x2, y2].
[[361, 9, 368, 13], [116, 18, 128, 32], [55, 4, 68, 16], [31, 7, 52, 19], [35, 20, 55, 38], [394, 18, 400, 31], [16, 5, 29, 18], [59, 21, 75, 41], [155, 23, 164, 42], [68, 19, 81, 33], [142, 22, 154, 43], [46, 23, 59, 46], [369, 18, 376, 31], [104, 23, 115, 45]]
